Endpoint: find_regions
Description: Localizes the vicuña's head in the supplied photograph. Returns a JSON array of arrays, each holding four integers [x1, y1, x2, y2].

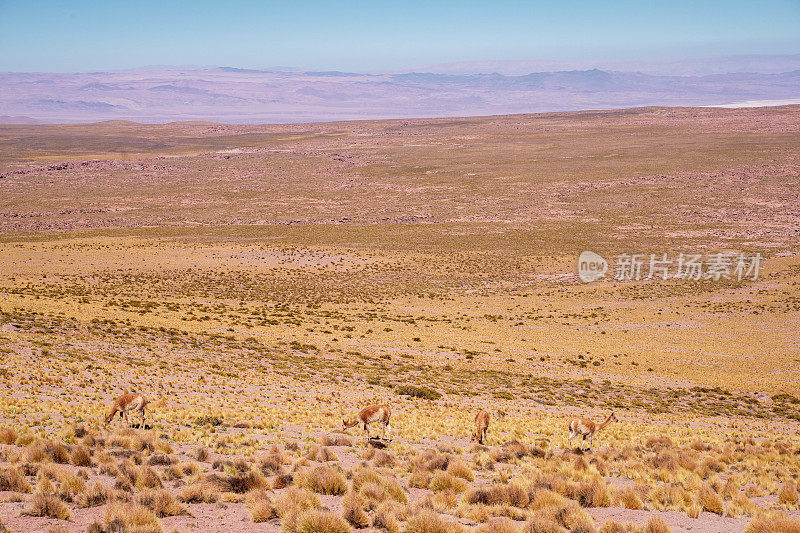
[[103, 410, 115, 426], [342, 417, 358, 430], [470, 431, 478, 442], [609, 412, 618, 422]]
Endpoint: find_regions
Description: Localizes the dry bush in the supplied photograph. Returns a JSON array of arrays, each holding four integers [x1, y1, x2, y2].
[[698, 484, 724, 515], [526, 499, 594, 533], [466, 484, 529, 508], [645, 436, 674, 449], [260, 452, 286, 474], [298, 464, 348, 495], [104, 501, 163, 533], [321, 435, 353, 447], [612, 487, 643, 510], [23, 493, 72, 520], [133, 465, 163, 490], [246, 489, 278, 522], [206, 469, 268, 493], [410, 468, 433, 489], [352, 466, 407, 505], [195, 447, 210, 461], [341, 491, 370, 528], [523, 514, 568, 533], [26, 439, 70, 464], [405, 509, 464, 533], [78, 481, 109, 508], [429, 471, 467, 493], [643, 517, 672, 533], [413, 450, 451, 472], [372, 449, 396, 468], [778, 481, 799, 507], [745, 512, 800, 533], [476, 517, 522, 533], [136, 488, 189, 517], [177, 480, 220, 503], [275, 487, 321, 518], [146, 454, 175, 466], [528, 488, 569, 511], [0, 466, 32, 492], [295, 508, 352, 533], [307, 444, 339, 462], [373, 502, 400, 533], [70, 445, 91, 467], [274, 472, 294, 489], [598, 522, 637, 533], [570, 478, 611, 508], [0, 427, 18, 445], [446, 459, 474, 481], [647, 484, 693, 512]]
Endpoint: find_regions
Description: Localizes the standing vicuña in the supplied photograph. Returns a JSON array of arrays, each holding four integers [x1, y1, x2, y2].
[[105, 393, 148, 428], [568, 411, 617, 450], [343, 404, 391, 440], [471, 409, 490, 444]]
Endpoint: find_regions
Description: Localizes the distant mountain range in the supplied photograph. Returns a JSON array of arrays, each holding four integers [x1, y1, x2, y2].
[[1, 61, 799, 124]]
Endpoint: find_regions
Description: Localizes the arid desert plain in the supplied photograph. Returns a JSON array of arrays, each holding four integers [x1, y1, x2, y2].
[[0, 105, 799, 533]]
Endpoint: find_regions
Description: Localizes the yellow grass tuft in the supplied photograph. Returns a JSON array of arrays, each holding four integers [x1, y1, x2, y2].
[[23, 493, 72, 520]]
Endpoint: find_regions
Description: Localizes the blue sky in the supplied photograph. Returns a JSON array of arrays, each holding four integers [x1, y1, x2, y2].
[[0, 0, 798, 72]]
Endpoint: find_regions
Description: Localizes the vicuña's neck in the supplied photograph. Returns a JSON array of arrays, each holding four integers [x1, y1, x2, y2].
[[597, 415, 613, 431]]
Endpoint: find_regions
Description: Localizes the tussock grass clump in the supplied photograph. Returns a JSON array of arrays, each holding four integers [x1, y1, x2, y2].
[[23, 493, 72, 520], [373, 502, 401, 533], [298, 464, 348, 495], [465, 483, 529, 508], [778, 481, 799, 508], [260, 451, 286, 474], [78, 482, 108, 508], [307, 444, 339, 462], [146, 454, 175, 466], [137, 488, 189, 517], [195, 447, 210, 462], [372, 449, 396, 468], [341, 491, 370, 528], [395, 385, 441, 401], [321, 435, 353, 447], [0, 427, 18, 445], [104, 501, 163, 533], [406, 510, 464, 533], [178, 481, 220, 503], [70, 445, 91, 466], [446, 459, 474, 481], [275, 487, 321, 519], [476, 517, 522, 533], [133, 465, 164, 490], [26, 439, 70, 464], [643, 517, 672, 533], [744, 512, 800, 533], [0, 466, 32, 492], [246, 489, 278, 522], [612, 487, 643, 510], [413, 450, 451, 472], [698, 484, 724, 515], [570, 478, 611, 508], [429, 471, 467, 493], [207, 469, 268, 493], [295, 508, 352, 533]]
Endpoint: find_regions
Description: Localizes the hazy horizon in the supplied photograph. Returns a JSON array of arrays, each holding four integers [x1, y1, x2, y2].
[[1, 0, 799, 73]]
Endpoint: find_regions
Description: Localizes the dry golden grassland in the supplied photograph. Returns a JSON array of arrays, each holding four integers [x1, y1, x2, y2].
[[0, 106, 799, 532]]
